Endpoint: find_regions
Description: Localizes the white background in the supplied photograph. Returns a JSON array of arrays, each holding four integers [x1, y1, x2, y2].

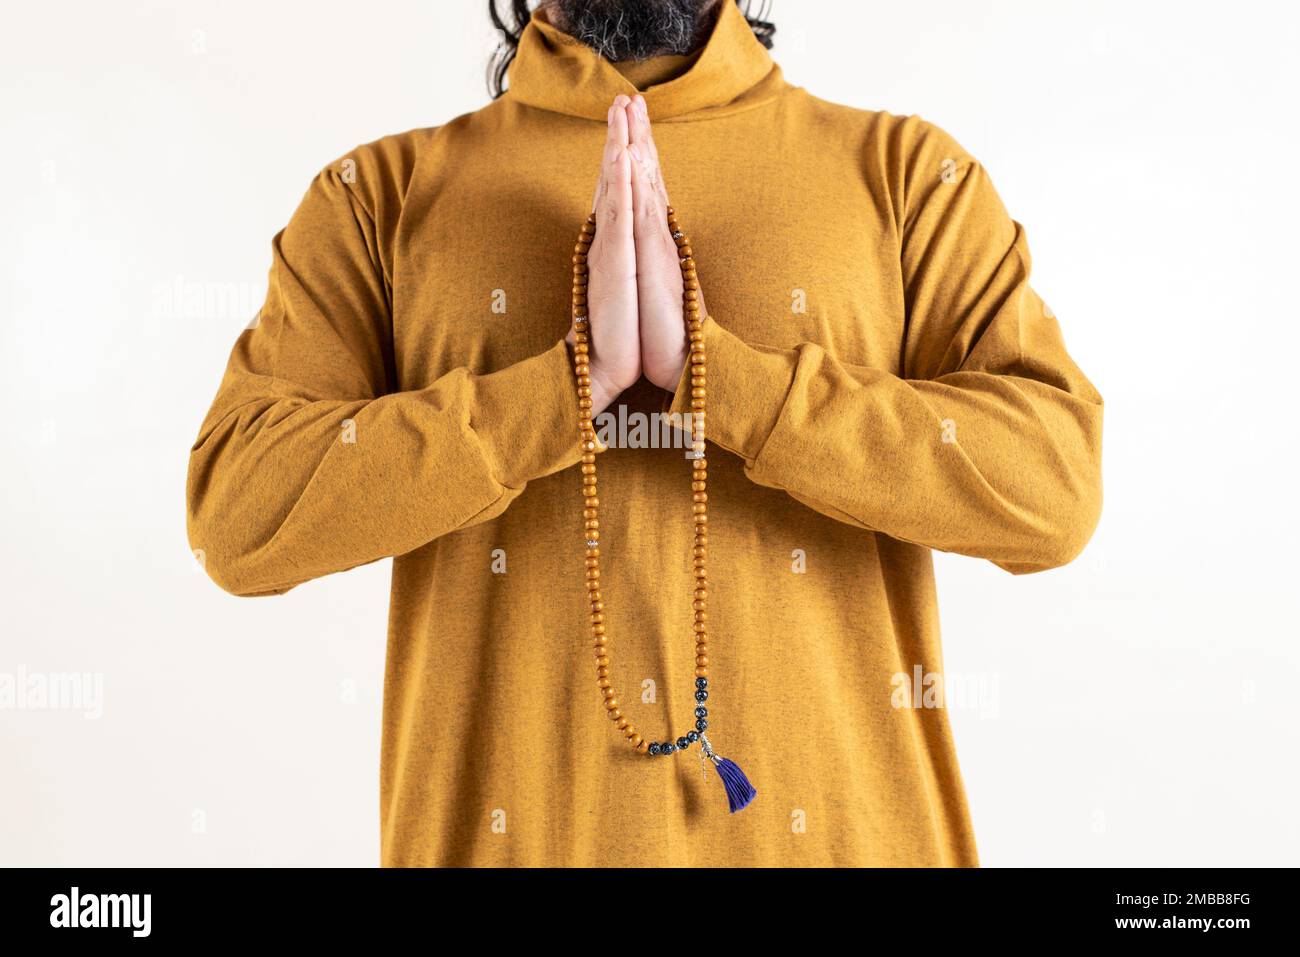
[[1, 0, 1296, 866]]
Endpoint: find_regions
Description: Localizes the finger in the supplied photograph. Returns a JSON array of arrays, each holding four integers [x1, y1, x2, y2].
[[592, 97, 632, 215], [603, 99, 634, 238], [625, 95, 651, 164], [625, 98, 666, 215], [627, 96, 670, 209], [590, 106, 609, 214], [628, 140, 659, 234]]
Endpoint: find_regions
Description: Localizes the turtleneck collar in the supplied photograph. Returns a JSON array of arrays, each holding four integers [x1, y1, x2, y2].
[[505, 0, 788, 122]]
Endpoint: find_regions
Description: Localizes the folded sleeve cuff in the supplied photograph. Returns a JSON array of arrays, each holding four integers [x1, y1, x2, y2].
[[665, 315, 796, 465], [471, 337, 583, 489]]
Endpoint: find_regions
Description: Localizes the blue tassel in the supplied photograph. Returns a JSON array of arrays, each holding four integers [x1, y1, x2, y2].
[[714, 756, 757, 813]]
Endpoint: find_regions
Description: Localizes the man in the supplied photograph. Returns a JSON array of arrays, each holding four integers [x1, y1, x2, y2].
[[188, 0, 1103, 866]]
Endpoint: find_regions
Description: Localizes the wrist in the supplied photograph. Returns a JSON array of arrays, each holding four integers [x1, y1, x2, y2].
[[586, 362, 623, 416], [649, 342, 689, 392], [566, 340, 620, 417]]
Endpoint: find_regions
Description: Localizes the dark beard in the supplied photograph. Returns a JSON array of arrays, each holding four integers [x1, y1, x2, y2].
[[548, 0, 721, 62]]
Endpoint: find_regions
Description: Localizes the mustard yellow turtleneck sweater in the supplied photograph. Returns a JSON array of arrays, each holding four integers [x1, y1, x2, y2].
[[187, 2, 1103, 866]]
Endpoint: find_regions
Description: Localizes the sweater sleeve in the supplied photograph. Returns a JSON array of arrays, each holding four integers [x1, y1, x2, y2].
[[667, 123, 1103, 574], [187, 165, 581, 596]]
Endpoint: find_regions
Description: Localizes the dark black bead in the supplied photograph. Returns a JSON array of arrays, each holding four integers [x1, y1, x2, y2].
[[676, 736, 689, 749], [696, 718, 708, 732], [648, 742, 661, 756], [687, 730, 700, 743], [694, 706, 708, 719], [663, 743, 677, 755], [695, 677, 708, 689], [695, 690, 708, 703]]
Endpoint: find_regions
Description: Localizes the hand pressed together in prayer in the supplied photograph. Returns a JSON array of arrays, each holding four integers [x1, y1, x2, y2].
[[567, 94, 706, 414]]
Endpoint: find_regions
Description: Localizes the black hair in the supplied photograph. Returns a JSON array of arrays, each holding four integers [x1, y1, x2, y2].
[[487, 0, 775, 99]]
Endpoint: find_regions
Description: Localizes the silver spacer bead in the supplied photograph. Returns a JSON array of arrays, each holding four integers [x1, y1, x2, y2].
[[585, 539, 599, 549], [692, 450, 705, 459], [672, 230, 684, 240], [574, 316, 588, 325]]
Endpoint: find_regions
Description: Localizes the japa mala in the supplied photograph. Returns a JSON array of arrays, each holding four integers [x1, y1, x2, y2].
[[569, 207, 757, 814]]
